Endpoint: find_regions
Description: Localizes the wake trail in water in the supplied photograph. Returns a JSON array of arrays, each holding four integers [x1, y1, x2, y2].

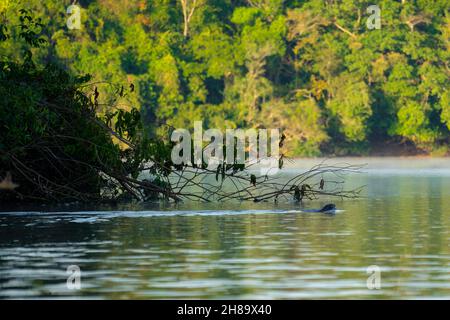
[[0, 208, 345, 222]]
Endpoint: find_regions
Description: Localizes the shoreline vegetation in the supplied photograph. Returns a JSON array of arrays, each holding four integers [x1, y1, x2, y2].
[[1, 1, 449, 203], [0, 9, 362, 204]]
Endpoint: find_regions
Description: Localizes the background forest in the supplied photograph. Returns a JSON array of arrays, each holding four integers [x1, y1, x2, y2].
[[1, 0, 449, 156]]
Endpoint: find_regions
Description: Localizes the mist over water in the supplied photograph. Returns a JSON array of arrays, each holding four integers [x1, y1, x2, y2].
[[1, 158, 449, 299]]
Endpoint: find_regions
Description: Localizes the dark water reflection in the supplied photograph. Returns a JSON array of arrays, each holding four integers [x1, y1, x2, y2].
[[0, 162, 449, 299]]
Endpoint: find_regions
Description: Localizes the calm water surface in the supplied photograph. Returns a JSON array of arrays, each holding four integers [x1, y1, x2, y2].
[[0, 158, 449, 299]]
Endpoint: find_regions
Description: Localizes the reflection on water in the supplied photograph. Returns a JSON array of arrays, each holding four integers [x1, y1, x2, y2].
[[0, 159, 450, 299]]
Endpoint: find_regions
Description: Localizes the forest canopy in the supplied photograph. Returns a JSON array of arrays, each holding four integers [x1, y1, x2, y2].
[[1, 0, 449, 156]]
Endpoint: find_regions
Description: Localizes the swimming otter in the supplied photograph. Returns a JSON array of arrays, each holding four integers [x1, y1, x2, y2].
[[318, 204, 336, 214], [300, 203, 337, 214]]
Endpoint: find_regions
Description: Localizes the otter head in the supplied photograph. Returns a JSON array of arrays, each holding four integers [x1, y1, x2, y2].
[[319, 204, 336, 213]]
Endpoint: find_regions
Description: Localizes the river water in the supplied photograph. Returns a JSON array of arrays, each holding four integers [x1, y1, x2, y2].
[[0, 158, 449, 299]]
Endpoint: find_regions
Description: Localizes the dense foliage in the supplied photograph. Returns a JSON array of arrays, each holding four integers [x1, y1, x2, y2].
[[0, 8, 178, 202], [1, 0, 449, 157]]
